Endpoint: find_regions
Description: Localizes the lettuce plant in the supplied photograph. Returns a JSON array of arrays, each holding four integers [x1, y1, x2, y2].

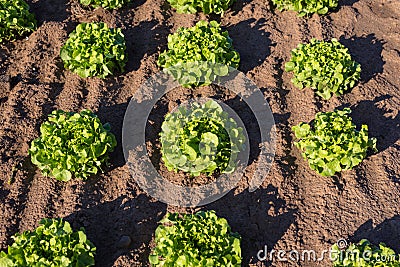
[[160, 100, 246, 176], [149, 211, 241, 266], [285, 38, 361, 99], [271, 0, 338, 16], [29, 110, 117, 181], [0, 0, 36, 43], [158, 20, 240, 87], [79, 0, 130, 9], [332, 239, 400, 266], [60, 22, 127, 78], [167, 0, 234, 14], [292, 108, 376, 176], [0, 218, 96, 267]]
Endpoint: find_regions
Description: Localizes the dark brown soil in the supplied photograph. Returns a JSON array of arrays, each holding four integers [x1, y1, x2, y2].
[[0, 0, 399, 266]]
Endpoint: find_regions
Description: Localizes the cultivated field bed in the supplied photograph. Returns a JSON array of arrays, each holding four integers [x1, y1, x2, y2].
[[0, 0, 399, 266]]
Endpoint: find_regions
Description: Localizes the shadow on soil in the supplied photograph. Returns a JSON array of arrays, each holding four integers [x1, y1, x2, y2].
[[123, 20, 170, 72], [28, 0, 70, 23], [229, 0, 253, 15], [336, 94, 400, 153], [351, 215, 400, 253], [145, 98, 169, 171], [97, 102, 129, 170], [204, 184, 297, 265], [0, 179, 10, 202], [1, 156, 36, 249], [65, 185, 295, 266], [339, 34, 385, 82], [65, 195, 167, 267], [216, 93, 262, 165], [273, 112, 299, 179], [385, 165, 400, 184], [339, 0, 360, 6], [334, 94, 399, 193], [227, 18, 271, 73], [124, 0, 147, 10]]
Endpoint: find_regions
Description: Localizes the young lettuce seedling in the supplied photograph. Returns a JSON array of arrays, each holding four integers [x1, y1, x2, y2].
[[271, 0, 338, 16], [29, 110, 117, 181], [61, 22, 127, 78], [285, 38, 361, 99], [331, 239, 400, 267], [167, 0, 235, 15], [79, 0, 130, 9], [0, 218, 96, 266], [149, 211, 241, 266], [0, 0, 36, 43], [293, 108, 376, 176], [160, 100, 246, 176], [158, 21, 240, 87]]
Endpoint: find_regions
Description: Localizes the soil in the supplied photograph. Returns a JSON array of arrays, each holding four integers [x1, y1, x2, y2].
[[0, 0, 399, 266]]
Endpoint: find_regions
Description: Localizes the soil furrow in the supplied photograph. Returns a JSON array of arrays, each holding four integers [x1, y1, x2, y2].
[[0, 157, 35, 249], [0, 84, 65, 246], [17, 174, 58, 230], [0, 1, 399, 266]]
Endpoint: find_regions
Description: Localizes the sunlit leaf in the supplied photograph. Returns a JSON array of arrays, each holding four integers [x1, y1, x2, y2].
[[160, 100, 245, 176], [292, 108, 376, 176], [149, 211, 241, 266], [60, 22, 126, 79], [0, 0, 36, 43], [158, 21, 240, 87], [29, 110, 117, 181], [285, 39, 360, 99], [0, 219, 95, 266]]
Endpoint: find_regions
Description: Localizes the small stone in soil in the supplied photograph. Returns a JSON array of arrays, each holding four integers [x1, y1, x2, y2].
[[117, 236, 131, 248]]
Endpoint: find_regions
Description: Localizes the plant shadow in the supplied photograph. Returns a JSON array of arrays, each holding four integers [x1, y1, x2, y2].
[[0, 179, 10, 202], [336, 94, 399, 153], [123, 20, 170, 72], [227, 18, 271, 73], [145, 98, 169, 171], [385, 164, 400, 184], [214, 93, 262, 165], [97, 102, 129, 170], [204, 184, 297, 265], [351, 215, 400, 253], [272, 112, 298, 179], [339, 34, 385, 82], [27, 0, 70, 24], [65, 195, 167, 267], [339, 0, 360, 7], [125, 0, 147, 10], [1, 156, 36, 249], [229, 0, 253, 15]]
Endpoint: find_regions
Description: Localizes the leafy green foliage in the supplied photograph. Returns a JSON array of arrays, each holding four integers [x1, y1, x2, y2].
[[167, 0, 234, 14], [29, 110, 117, 181], [149, 211, 241, 266], [160, 100, 246, 176], [332, 239, 400, 266], [158, 20, 240, 87], [79, 0, 130, 9], [285, 38, 361, 99], [0, 218, 95, 267], [271, 0, 338, 16], [60, 22, 126, 78], [292, 108, 376, 176], [0, 0, 36, 43]]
